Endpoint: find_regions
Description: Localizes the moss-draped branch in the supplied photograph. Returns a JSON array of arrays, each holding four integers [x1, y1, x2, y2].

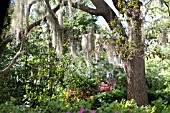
[[0, 0, 124, 74]]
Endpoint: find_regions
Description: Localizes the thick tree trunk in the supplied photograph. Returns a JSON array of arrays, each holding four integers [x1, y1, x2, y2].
[[123, 50, 148, 106]]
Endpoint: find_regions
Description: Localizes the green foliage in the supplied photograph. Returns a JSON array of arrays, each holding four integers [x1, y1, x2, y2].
[[1, 0, 170, 112], [1, 40, 170, 112], [146, 44, 170, 104], [0, 39, 25, 104], [1, 99, 170, 113], [64, 12, 99, 35], [1, 37, 170, 111], [90, 89, 126, 110]]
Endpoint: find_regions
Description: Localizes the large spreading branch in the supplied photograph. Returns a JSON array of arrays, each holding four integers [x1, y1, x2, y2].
[[112, 0, 119, 10], [63, 1, 101, 16], [90, 0, 117, 24], [64, 0, 123, 33]]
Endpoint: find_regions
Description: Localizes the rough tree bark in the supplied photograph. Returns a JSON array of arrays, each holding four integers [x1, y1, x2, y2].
[[123, 50, 148, 105]]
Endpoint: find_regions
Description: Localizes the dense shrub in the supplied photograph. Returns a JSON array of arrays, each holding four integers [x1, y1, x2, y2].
[[146, 56, 170, 104], [1, 99, 170, 113]]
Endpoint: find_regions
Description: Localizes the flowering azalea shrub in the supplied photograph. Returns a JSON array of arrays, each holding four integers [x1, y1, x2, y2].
[[98, 78, 116, 92], [65, 77, 116, 103], [66, 88, 91, 102]]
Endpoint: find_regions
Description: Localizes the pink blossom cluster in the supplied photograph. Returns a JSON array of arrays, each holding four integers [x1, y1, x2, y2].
[[99, 78, 115, 92]]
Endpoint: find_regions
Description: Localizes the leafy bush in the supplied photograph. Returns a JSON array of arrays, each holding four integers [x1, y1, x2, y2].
[[1, 99, 170, 113], [146, 55, 170, 104]]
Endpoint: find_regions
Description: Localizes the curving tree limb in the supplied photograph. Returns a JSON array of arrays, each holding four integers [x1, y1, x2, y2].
[[63, 0, 101, 16]]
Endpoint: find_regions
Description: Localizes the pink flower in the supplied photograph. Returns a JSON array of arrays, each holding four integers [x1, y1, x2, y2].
[[99, 78, 115, 92], [90, 110, 95, 113], [78, 106, 84, 113], [105, 86, 110, 92], [115, 111, 119, 113], [99, 86, 105, 92]]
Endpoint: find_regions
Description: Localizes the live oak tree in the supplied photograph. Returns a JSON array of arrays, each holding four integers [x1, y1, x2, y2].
[[64, 0, 148, 106], [0, 0, 169, 105], [77, 0, 169, 106]]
